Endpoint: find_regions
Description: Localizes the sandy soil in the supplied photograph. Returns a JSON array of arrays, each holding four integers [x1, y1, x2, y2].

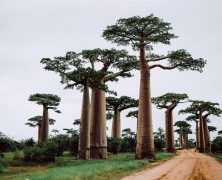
[[121, 149, 222, 180]]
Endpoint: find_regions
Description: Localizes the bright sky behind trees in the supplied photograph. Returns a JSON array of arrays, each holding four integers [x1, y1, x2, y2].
[[1, 0, 222, 140]]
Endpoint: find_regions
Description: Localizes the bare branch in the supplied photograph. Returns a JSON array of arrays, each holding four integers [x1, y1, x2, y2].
[[147, 56, 168, 62], [104, 71, 130, 82]]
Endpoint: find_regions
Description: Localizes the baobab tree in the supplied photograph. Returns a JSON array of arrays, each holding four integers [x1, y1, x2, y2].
[[174, 121, 191, 148], [152, 93, 188, 152], [41, 49, 138, 159], [103, 15, 206, 159], [28, 93, 61, 144], [186, 115, 199, 150], [25, 116, 56, 143], [180, 100, 222, 153], [106, 96, 138, 139], [81, 49, 138, 159]]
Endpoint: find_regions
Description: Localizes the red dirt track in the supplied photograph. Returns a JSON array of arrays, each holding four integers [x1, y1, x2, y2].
[[121, 149, 222, 180]]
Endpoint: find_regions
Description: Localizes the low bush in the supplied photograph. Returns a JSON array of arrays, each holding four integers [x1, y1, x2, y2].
[[211, 136, 222, 153], [109, 138, 121, 154], [24, 141, 58, 163]]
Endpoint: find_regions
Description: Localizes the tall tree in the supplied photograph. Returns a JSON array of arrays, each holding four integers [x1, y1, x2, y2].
[[41, 50, 137, 159], [80, 49, 138, 159], [106, 96, 138, 139], [103, 15, 206, 159], [174, 121, 191, 148], [186, 115, 199, 150], [25, 116, 56, 143], [28, 94, 61, 144], [152, 93, 188, 152], [180, 100, 222, 153]]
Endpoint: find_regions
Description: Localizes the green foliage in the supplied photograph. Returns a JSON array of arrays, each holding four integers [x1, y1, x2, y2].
[[0, 132, 18, 153], [28, 93, 61, 112], [126, 110, 138, 119], [121, 128, 136, 153], [211, 136, 222, 153], [41, 49, 138, 95], [24, 138, 35, 147], [208, 126, 217, 132], [179, 100, 222, 117], [174, 121, 192, 135], [60, 130, 80, 157], [106, 96, 138, 112], [107, 129, 136, 153], [153, 127, 165, 151], [186, 115, 198, 122], [152, 93, 188, 109], [23, 141, 58, 163], [103, 14, 177, 49], [26, 116, 56, 127], [167, 49, 206, 72], [49, 134, 71, 156], [107, 138, 121, 154]]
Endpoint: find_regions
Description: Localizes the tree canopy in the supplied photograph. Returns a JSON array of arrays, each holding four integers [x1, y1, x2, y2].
[[28, 93, 61, 112], [152, 93, 188, 109], [106, 96, 138, 112], [102, 14, 176, 49], [25, 116, 56, 127]]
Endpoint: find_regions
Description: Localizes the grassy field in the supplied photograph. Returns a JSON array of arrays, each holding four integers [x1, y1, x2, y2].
[[0, 151, 175, 180]]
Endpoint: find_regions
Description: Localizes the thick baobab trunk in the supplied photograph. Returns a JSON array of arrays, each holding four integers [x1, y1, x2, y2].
[[111, 109, 121, 139], [90, 82, 107, 159], [203, 118, 210, 152], [41, 105, 49, 143], [79, 82, 90, 159], [165, 109, 175, 152], [38, 125, 42, 144], [195, 121, 199, 150], [136, 45, 155, 159], [199, 115, 205, 153]]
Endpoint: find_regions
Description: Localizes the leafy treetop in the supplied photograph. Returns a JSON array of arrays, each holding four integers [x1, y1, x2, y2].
[[208, 126, 217, 132], [28, 93, 61, 112], [106, 96, 138, 112], [103, 15, 206, 72], [174, 120, 191, 129], [126, 110, 138, 119], [179, 100, 222, 118], [103, 14, 176, 49], [152, 93, 188, 109], [25, 116, 56, 127]]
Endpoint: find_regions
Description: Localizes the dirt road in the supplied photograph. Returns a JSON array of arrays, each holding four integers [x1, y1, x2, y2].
[[121, 150, 222, 180]]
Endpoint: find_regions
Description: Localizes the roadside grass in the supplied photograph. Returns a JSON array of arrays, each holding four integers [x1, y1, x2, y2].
[[0, 151, 174, 180], [208, 153, 222, 162]]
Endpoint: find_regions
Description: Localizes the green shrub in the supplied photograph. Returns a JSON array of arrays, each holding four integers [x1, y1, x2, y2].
[[69, 133, 79, 157], [212, 136, 222, 153], [50, 134, 70, 156], [107, 138, 121, 154], [23, 141, 58, 163], [0, 131, 17, 153]]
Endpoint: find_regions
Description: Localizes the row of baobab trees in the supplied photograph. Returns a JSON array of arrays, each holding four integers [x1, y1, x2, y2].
[[27, 14, 211, 160]]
